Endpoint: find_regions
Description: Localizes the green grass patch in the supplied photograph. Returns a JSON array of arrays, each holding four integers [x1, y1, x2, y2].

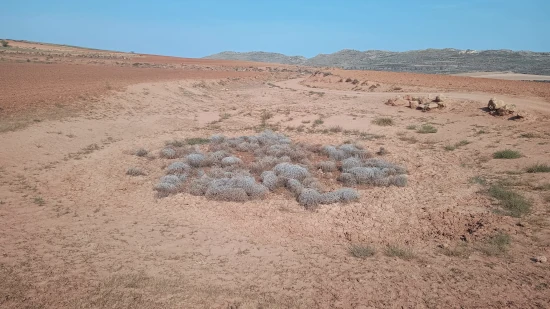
[[488, 185, 531, 217], [493, 149, 521, 159], [349, 245, 376, 259], [384, 245, 415, 260], [416, 124, 437, 134], [525, 163, 550, 173], [372, 117, 394, 126], [478, 232, 511, 256]]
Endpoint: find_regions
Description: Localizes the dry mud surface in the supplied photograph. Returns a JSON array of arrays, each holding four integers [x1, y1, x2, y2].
[[1, 42, 550, 308]]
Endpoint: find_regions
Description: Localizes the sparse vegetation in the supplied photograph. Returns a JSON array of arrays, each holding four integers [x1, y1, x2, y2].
[[519, 133, 539, 138], [126, 167, 146, 176], [525, 163, 550, 173], [1, 40, 9, 47], [385, 245, 415, 260], [349, 244, 376, 259], [185, 137, 210, 145], [416, 124, 437, 134], [493, 149, 521, 159], [313, 118, 324, 126], [33, 197, 45, 206], [469, 176, 487, 185], [488, 185, 531, 217], [439, 243, 470, 258], [329, 126, 343, 133], [372, 117, 394, 126], [399, 136, 418, 144], [150, 130, 405, 207], [406, 125, 417, 130], [444, 140, 470, 151], [478, 232, 511, 256], [135, 148, 148, 157]]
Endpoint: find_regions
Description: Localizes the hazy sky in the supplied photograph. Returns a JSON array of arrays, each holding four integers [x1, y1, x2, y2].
[[2, 0, 549, 57]]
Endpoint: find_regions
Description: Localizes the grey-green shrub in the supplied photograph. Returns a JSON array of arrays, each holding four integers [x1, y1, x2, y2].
[[342, 157, 363, 171], [221, 156, 243, 167], [210, 134, 226, 144], [186, 153, 206, 167], [261, 171, 280, 191], [286, 179, 304, 196], [135, 148, 148, 157], [317, 161, 337, 172], [159, 175, 185, 184], [166, 162, 191, 175], [337, 173, 357, 186], [273, 163, 310, 180], [298, 189, 322, 209], [160, 147, 177, 159]]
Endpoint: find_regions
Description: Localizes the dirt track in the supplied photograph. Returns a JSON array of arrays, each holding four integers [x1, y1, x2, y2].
[[1, 42, 550, 308]]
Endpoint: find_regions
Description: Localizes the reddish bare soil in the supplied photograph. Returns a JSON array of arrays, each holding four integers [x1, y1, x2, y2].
[[314, 69, 550, 102], [0, 62, 268, 114], [1, 41, 550, 308]]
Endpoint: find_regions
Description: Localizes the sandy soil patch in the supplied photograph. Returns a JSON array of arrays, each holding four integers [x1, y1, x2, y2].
[[1, 44, 550, 308]]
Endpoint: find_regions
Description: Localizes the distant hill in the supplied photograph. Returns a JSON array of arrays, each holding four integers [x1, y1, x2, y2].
[[205, 48, 550, 75], [204, 51, 307, 65]]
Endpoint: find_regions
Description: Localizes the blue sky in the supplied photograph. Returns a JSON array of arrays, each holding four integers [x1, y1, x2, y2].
[[2, 0, 549, 57]]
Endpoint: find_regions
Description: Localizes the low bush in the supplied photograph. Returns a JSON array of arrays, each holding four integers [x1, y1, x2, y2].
[[372, 117, 394, 126], [416, 124, 437, 134], [349, 245, 376, 258], [135, 148, 148, 157], [126, 167, 146, 176], [160, 148, 177, 159], [385, 245, 415, 260], [148, 130, 407, 209], [525, 163, 550, 173], [493, 149, 521, 159]]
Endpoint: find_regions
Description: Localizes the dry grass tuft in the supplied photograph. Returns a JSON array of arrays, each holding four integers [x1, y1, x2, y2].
[[372, 117, 394, 126], [493, 149, 521, 159], [416, 124, 437, 134], [349, 245, 376, 259], [525, 163, 550, 173], [385, 245, 415, 260]]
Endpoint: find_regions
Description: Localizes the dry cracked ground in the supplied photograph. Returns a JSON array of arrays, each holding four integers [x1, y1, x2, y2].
[[1, 41, 550, 308]]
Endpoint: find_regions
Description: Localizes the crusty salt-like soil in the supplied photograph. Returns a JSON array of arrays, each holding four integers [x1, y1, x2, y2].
[[1, 42, 550, 308]]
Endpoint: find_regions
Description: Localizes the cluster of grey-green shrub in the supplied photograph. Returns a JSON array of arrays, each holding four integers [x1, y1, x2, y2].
[[154, 130, 407, 209]]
